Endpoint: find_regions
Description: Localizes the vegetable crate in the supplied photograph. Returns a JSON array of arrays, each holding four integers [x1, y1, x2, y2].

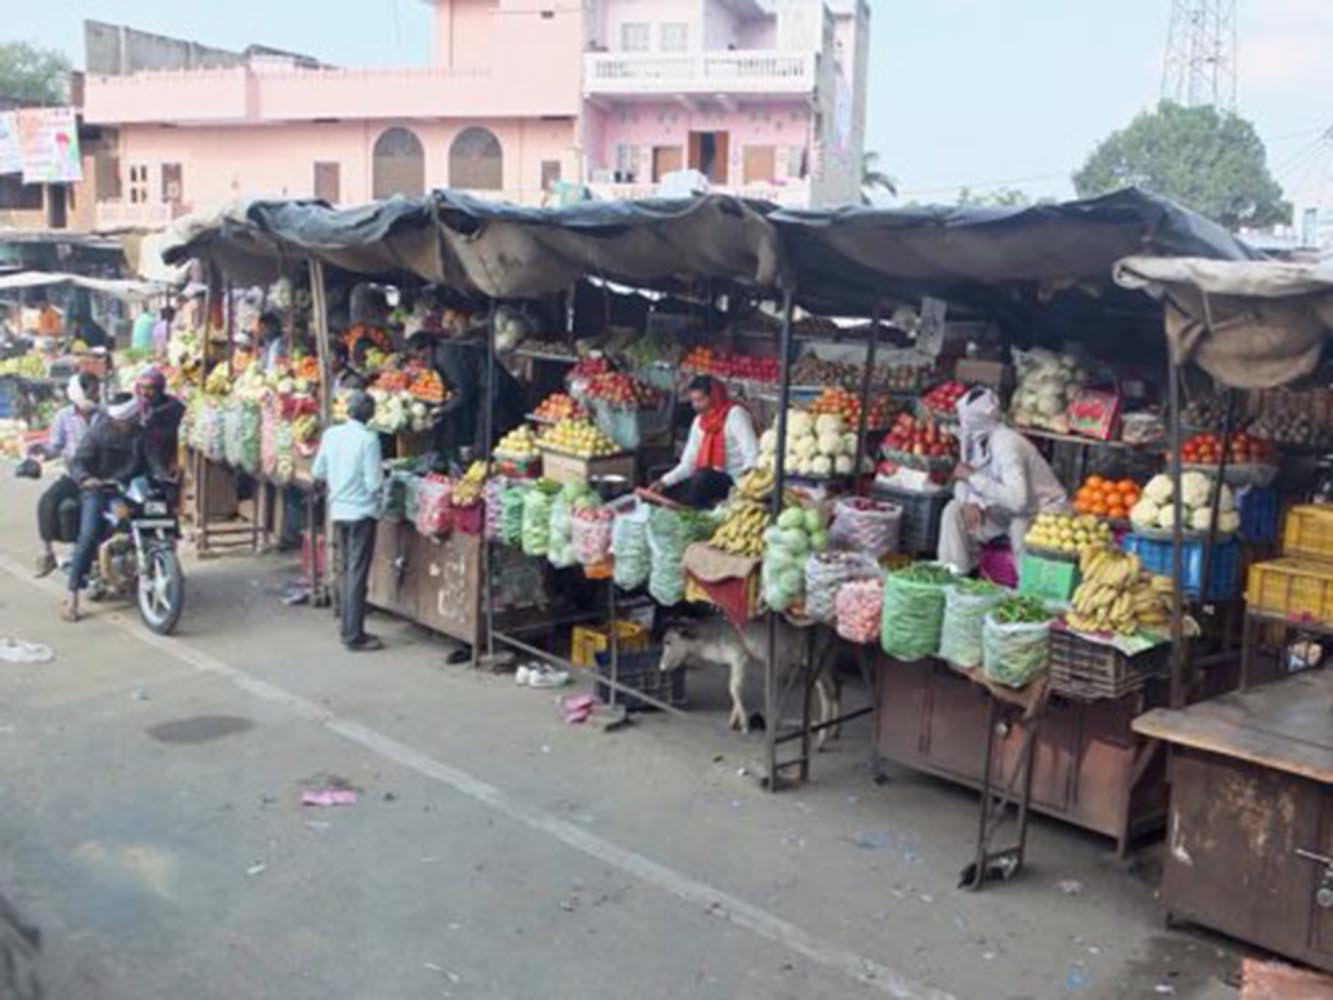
[[1281, 504, 1333, 561], [1245, 558, 1333, 624], [570, 620, 650, 668], [1048, 628, 1167, 701], [871, 486, 950, 556], [594, 648, 687, 711], [1018, 552, 1080, 603], [1121, 534, 1240, 602]]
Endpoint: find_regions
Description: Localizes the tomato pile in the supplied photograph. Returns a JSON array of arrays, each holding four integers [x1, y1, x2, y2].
[[1180, 431, 1275, 466], [681, 346, 780, 383]]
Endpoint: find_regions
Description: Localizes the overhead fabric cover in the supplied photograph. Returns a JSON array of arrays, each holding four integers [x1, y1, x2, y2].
[[0, 270, 167, 301], [1115, 256, 1333, 389]]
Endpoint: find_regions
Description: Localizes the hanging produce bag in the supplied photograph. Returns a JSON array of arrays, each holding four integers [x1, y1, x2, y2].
[[223, 398, 262, 474], [612, 500, 651, 589], [499, 481, 529, 547], [547, 482, 595, 569], [647, 505, 715, 606], [938, 579, 1002, 670], [981, 595, 1053, 688], [835, 577, 884, 645], [880, 562, 955, 660], [521, 479, 560, 556], [572, 505, 614, 567], [761, 503, 828, 612], [484, 478, 506, 540], [414, 476, 454, 537], [805, 551, 882, 623], [828, 497, 902, 559]]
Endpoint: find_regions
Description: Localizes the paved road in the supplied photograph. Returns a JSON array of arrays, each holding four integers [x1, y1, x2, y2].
[[0, 474, 1239, 999]]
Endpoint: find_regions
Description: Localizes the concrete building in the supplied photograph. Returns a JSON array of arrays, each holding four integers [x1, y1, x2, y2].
[[78, 0, 868, 228]]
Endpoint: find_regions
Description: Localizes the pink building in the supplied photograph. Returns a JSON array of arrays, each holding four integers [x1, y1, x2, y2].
[[81, 0, 868, 229]]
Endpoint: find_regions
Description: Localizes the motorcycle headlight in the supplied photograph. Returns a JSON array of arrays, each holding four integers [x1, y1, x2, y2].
[[111, 501, 132, 521], [144, 500, 168, 515]]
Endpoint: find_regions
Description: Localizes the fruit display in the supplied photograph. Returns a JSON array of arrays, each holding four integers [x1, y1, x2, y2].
[[1180, 430, 1275, 466], [880, 413, 957, 464], [538, 419, 621, 458], [1182, 395, 1228, 430], [1023, 512, 1114, 557], [452, 460, 488, 507], [875, 362, 930, 393], [366, 389, 434, 434], [1010, 348, 1087, 433], [584, 372, 660, 409], [494, 425, 540, 461], [733, 467, 776, 502], [758, 410, 858, 478], [622, 328, 681, 368], [1072, 475, 1142, 520], [790, 355, 859, 388], [374, 368, 412, 393], [1065, 547, 1173, 635], [761, 504, 829, 611], [569, 355, 612, 380], [806, 386, 893, 430], [293, 356, 321, 383], [1248, 410, 1327, 447], [920, 380, 967, 417], [0, 354, 45, 377], [409, 369, 447, 404], [533, 392, 587, 422], [710, 499, 771, 557], [682, 346, 781, 383], [1129, 472, 1238, 534]]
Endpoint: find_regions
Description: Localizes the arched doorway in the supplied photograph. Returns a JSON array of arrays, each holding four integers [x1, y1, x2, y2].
[[372, 127, 425, 198], [449, 127, 503, 191]]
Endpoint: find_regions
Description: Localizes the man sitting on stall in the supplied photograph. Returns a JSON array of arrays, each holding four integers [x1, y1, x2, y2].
[[31, 372, 101, 578], [650, 375, 758, 508], [938, 386, 1066, 575]]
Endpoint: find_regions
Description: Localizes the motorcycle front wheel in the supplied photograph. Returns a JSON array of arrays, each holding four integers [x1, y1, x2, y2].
[[138, 545, 185, 635]]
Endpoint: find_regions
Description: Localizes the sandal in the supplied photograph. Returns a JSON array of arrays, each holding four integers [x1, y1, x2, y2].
[[34, 553, 56, 578], [60, 597, 79, 623]]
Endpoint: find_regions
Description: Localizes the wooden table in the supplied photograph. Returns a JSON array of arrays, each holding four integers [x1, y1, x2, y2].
[[1134, 669, 1333, 973]]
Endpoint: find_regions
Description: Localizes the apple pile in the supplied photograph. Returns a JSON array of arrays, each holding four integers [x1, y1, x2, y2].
[[533, 392, 586, 422], [880, 413, 957, 462], [808, 386, 892, 429], [920, 380, 967, 417], [681, 346, 780, 383], [1181, 430, 1276, 466], [585, 372, 661, 410], [569, 355, 612, 380]]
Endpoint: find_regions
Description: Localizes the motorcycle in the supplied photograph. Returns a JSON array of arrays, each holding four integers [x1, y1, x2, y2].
[[58, 476, 186, 635]]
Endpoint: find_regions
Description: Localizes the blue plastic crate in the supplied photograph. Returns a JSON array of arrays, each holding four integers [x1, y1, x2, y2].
[[0, 378, 18, 419], [1121, 534, 1240, 602], [1236, 485, 1278, 544]]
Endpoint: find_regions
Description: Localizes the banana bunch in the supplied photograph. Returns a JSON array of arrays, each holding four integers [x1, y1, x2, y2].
[[735, 467, 775, 502], [452, 460, 488, 506], [1066, 546, 1174, 635], [204, 365, 233, 396], [290, 415, 320, 443], [710, 499, 770, 557]]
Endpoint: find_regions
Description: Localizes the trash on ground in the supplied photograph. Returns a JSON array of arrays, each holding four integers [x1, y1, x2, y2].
[[854, 832, 891, 849], [0, 639, 54, 665], [301, 788, 358, 807], [245, 862, 267, 877], [1058, 878, 1085, 895], [561, 694, 596, 725]]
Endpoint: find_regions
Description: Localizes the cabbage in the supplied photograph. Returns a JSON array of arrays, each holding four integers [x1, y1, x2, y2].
[[814, 413, 844, 437], [1180, 472, 1212, 509], [803, 508, 822, 533], [816, 432, 841, 456], [809, 529, 828, 551], [784, 529, 809, 555], [1143, 474, 1173, 504], [811, 454, 833, 477], [1129, 498, 1159, 527], [778, 507, 805, 530]]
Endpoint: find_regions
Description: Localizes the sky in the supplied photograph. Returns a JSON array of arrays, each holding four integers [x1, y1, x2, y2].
[[16, 0, 1333, 209]]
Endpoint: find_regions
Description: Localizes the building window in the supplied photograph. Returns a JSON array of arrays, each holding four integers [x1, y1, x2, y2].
[[449, 127, 503, 191], [614, 144, 636, 182], [372, 127, 425, 199], [161, 163, 183, 203], [128, 164, 149, 204], [620, 22, 650, 51], [314, 162, 341, 203], [0, 175, 43, 210], [658, 23, 689, 51]]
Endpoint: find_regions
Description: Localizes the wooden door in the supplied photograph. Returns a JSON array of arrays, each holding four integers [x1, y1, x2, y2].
[[652, 145, 683, 181], [742, 145, 776, 184], [711, 131, 729, 184], [314, 162, 341, 204]]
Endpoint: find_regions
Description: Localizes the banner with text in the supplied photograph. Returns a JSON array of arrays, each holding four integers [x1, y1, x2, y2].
[[17, 107, 82, 184]]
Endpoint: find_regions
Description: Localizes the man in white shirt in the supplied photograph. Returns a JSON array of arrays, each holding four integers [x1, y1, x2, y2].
[[312, 391, 386, 651], [651, 375, 758, 507]]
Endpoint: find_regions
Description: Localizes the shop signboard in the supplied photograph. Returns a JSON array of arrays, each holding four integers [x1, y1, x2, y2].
[[17, 107, 82, 184]]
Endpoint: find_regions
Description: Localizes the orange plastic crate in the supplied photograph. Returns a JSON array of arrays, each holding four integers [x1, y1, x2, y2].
[[1281, 504, 1333, 562], [1246, 557, 1333, 623]]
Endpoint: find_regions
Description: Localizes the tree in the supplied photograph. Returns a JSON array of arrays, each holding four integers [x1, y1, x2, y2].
[[861, 150, 897, 202], [0, 41, 71, 105], [1074, 101, 1290, 230]]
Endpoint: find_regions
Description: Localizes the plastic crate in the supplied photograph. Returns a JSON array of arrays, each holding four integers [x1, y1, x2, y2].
[[0, 378, 18, 419], [1246, 557, 1333, 624], [1121, 533, 1240, 602], [871, 486, 950, 556], [1018, 552, 1080, 602], [571, 620, 649, 668], [1048, 627, 1168, 701], [1237, 485, 1279, 544], [594, 648, 687, 711], [1281, 504, 1333, 561]]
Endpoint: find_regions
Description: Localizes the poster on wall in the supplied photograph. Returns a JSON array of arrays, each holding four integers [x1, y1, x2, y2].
[[17, 107, 82, 184], [0, 113, 20, 174]]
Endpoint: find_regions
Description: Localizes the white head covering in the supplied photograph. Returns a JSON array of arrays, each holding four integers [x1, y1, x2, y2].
[[66, 373, 90, 411], [105, 394, 140, 422], [956, 386, 1002, 465]]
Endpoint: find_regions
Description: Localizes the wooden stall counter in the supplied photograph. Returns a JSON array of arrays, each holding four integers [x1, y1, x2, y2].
[[1134, 669, 1333, 973]]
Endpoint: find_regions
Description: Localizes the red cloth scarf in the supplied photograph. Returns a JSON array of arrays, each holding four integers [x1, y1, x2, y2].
[[695, 382, 736, 473]]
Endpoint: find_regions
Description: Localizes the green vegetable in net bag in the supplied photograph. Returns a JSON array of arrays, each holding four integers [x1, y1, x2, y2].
[[982, 595, 1053, 687], [612, 501, 651, 589], [647, 505, 715, 605], [521, 479, 561, 556], [500, 482, 529, 547], [880, 562, 956, 660], [547, 481, 592, 569], [938, 579, 1002, 670]]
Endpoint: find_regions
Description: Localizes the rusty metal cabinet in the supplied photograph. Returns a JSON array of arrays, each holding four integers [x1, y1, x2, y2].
[[368, 523, 483, 648]]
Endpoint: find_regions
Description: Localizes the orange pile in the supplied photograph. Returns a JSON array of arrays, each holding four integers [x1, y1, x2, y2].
[[1072, 475, 1141, 520]]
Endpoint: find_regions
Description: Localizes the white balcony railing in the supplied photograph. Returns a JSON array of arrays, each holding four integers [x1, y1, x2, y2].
[[94, 200, 180, 232], [585, 49, 816, 96], [586, 178, 812, 208]]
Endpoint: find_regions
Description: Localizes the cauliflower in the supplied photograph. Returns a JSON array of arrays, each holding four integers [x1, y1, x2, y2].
[[816, 432, 841, 456], [1218, 511, 1240, 534], [794, 436, 817, 459], [1217, 484, 1235, 512], [795, 456, 814, 476], [810, 455, 833, 478], [1130, 498, 1159, 528], [1156, 504, 1177, 530], [834, 455, 854, 475], [1143, 474, 1174, 504], [1180, 471, 1212, 509], [1190, 507, 1214, 532], [788, 411, 814, 438], [814, 413, 844, 437]]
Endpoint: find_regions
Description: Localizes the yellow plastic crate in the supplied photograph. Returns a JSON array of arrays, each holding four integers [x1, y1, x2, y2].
[[1246, 557, 1333, 623], [1282, 504, 1333, 562], [570, 620, 649, 668]]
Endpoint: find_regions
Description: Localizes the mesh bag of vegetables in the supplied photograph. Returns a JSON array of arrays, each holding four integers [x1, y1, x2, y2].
[[805, 550, 882, 623], [415, 477, 454, 537], [484, 478, 506, 540], [761, 504, 828, 612], [982, 595, 1053, 688], [223, 398, 261, 474], [647, 506, 715, 605], [835, 577, 884, 644], [612, 501, 652, 589], [572, 505, 614, 566], [547, 482, 594, 569], [938, 579, 1002, 670], [828, 497, 902, 559], [880, 562, 956, 660], [521, 479, 561, 556], [499, 481, 529, 547]]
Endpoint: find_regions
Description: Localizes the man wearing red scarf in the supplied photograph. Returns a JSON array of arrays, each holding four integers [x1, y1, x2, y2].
[[652, 375, 758, 507]]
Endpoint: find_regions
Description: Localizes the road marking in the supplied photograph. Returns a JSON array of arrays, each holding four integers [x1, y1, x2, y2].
[[0, 554, 953, 1000]]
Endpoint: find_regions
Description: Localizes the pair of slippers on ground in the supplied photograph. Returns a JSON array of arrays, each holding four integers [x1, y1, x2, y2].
[[514, 662, 571, 688]]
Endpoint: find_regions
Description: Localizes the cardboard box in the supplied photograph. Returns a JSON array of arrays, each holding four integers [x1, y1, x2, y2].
[[538, 446, 636, 486], [954, 358, 1014, 392]]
